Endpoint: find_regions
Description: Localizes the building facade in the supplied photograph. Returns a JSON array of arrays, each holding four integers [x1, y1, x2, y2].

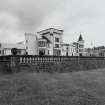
[[25, 33, 38, 55], [0, 28, 86, 56], [61, 43, 77, 56], [77, 34, 85, 56], [73, 34, 85, 56], [85, 46, 105, 57], [37, 28, 63, 56], [0, 42, 26, 56], [25, 28, 84, 56]]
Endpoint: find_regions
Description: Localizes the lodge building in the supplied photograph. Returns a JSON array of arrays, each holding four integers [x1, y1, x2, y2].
[[25, 28, 85, 56], [0, 28, 85, 56]]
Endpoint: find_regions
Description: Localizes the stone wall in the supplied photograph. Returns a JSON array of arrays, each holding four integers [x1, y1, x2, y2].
[[1, 56, 105, 73], [19, 58, 105, 73], [51, 59, 105, 72]]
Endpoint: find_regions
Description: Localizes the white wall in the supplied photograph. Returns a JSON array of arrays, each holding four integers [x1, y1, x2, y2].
[[37, 28, 63, 56], [69, 45, 77, 56], [61, 44, 77, 56], [25, 33, 38, 55], [0, 43, 26, 56], [4, 49, 11, 55], [3, 48, 26, 55], [61, 46, 67, 56]]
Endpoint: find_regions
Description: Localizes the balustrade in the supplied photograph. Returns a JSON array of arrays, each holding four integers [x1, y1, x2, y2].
[[0, 55, 105, 66]]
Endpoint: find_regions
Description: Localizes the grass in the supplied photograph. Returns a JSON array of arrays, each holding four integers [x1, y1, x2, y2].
[[0, 69, 105, 105]]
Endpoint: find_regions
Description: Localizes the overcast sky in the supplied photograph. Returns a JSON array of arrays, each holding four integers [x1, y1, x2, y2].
[[0, 0, 105, 47]]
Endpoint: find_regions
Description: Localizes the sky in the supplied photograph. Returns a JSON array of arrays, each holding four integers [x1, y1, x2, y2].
[[0, 0, 105, 47]]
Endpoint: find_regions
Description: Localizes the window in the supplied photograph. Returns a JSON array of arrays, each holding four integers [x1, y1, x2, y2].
[[55, 38, 59, 42], [79, 44, 84, 48], [18, 50, 21, 54], [50, 33, 53, 36], [48, 50, 49, 55], [47, 43, 49, 47], [26, 40, 28, 43], [38, 41, 46, 47], [79, 49, 83, 52], [54, 50, 61, 56], [38, 41, 40, 46], [26, 46, 28, 50], [55, 44, 59, 48], [39, 49, 45, 55]]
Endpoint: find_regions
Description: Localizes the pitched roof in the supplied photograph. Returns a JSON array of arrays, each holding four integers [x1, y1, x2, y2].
[[37, 28, 63, 33], [78, 34, 84, 41], [42, 36, 51, 43], [37, 28, 64, 35], [38, 36, 51, 43], [1, 43, 26, 49]]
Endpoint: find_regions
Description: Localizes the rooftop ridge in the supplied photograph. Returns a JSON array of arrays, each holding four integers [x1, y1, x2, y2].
[[37, 28, 64, 33]]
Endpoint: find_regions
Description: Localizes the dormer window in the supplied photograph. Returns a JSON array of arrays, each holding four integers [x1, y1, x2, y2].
[[50, 33, 53, 36]]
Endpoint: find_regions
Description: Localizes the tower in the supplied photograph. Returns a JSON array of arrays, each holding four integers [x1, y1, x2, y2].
[[25, 33, 38, 55], [77, 34, 84, 56]]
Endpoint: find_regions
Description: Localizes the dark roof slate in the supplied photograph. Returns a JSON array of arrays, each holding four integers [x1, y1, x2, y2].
[[42, 36, 51, 43], [78, 34, 84, 41]]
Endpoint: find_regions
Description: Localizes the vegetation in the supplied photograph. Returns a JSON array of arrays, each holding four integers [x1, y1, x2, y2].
[[0, 69, 105, 105]]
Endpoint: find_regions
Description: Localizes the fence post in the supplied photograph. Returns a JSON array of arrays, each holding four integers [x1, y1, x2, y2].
[[10, 56, 19, 73]]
